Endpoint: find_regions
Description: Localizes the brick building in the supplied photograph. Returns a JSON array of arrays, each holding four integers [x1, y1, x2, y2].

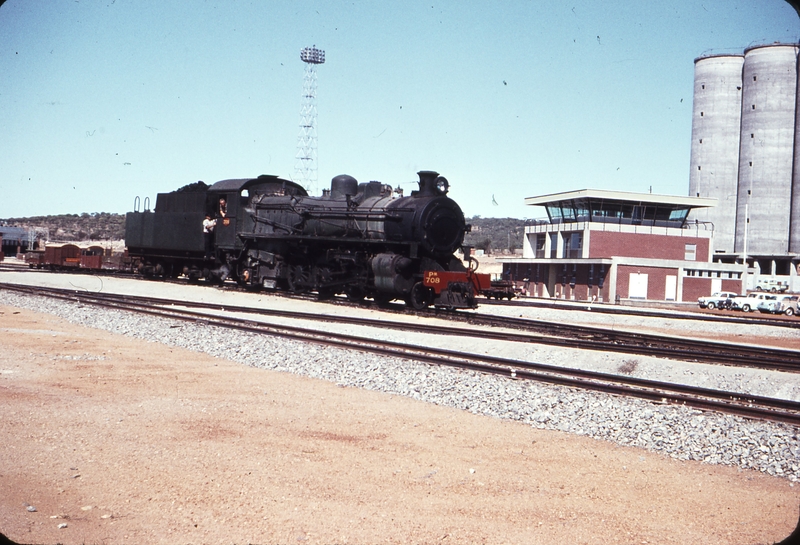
[[500, 189, 751, 303]]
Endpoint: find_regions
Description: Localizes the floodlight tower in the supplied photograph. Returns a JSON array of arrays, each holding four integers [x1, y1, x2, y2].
[[295, 45, 325, 193]]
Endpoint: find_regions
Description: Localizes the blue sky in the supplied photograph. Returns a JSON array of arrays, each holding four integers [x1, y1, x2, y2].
[[1, 1, 797, 220]]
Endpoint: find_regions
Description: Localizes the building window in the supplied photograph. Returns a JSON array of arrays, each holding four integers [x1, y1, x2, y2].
[[752, 104, 756, 109], [699, 139, 702, 143], [700, 111, 704, 116], [571, 232, 582, 257], [562, 232, 583, 259], [535, 234, 546, 259], [685, 244, 697, 261], [701, 84, 705, 89]]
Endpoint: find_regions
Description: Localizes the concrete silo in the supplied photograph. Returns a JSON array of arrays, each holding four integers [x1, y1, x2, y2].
[[791, 50, 800, 253], [735, 44, 799, 256], [688, 54, 744, 253]]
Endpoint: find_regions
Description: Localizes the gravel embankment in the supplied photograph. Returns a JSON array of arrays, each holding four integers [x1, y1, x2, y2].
[[2, 290, 799, 483]]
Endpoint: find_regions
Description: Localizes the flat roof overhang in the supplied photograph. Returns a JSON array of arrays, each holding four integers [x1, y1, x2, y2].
[[498, 257, 613, 265], [524, 189, 717, 209]]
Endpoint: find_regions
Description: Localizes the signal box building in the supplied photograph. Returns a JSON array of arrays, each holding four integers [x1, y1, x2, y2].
[[500, 189, 751, 303]]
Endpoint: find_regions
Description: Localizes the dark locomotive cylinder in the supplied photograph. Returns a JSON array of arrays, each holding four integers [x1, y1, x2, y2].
[[125, 170, 488, 309]]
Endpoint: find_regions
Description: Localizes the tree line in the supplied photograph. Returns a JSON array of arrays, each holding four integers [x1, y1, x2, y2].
[[0, 213, 126, 242], [463, 216, 527, 254], [1, 213, 527, 254]]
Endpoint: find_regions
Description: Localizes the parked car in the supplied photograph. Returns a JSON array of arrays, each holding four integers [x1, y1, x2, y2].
[[757, 294, 799, 316], [731, 292, 773, 312], [697, 291, 739, 310], [755, 278, 789, 293]]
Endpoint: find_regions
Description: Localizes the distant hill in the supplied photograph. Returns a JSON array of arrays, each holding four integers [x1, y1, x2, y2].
[[463, 216, 527, 254], [0, 213, 126, 242], [1, 212, 527, 253]]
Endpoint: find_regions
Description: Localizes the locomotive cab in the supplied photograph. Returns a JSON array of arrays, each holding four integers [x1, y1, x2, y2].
[[208, 175, 308, 254]]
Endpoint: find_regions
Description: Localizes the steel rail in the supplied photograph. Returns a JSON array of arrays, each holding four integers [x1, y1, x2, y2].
[[448, 310, 800, 371], [3, 283, 799, 425], [3, 281, 800, 373], [5, 261, 797, 331], [480, 294, 800, 329]]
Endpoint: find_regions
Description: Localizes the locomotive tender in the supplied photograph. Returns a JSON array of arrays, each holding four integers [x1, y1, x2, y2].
[[125, 170, 490, 309]]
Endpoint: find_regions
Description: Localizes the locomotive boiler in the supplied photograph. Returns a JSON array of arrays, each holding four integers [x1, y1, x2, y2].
[[125, 170, 490, 309]]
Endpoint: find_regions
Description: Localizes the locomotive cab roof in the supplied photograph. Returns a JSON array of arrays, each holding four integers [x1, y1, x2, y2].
[[208, 175, 308, 197]]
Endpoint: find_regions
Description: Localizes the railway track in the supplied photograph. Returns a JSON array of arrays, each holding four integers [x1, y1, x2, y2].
[[481, 294, 800, 329], [3, 282, 800, 425], [8, 254, 798, 331], [447, 311, 800, 372], [7, 258, 798, 332], [2, 277, 799, 371], [4, 280, 800, 372]]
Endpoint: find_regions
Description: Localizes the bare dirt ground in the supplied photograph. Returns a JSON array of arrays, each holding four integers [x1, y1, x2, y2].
[[1, 304, 799, 545]]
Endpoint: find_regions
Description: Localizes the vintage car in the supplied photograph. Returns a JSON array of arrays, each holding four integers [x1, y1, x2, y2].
[[757, 294, 799, 316], [755, 278, 789, 293], [731, 292, 773, 312], [697, 291, 739, 310]]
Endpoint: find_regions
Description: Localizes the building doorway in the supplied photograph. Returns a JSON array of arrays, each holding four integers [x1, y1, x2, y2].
[[629, 273, 648, 299]]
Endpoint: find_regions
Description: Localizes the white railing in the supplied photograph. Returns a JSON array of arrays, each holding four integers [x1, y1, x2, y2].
[[524, 221, 712, 238]]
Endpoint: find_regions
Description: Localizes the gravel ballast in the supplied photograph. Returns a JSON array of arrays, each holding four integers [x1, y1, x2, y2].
[[1, 289, 798, 484]]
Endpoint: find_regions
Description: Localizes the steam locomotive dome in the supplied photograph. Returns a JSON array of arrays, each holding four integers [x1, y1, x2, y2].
[[387, 171, 467, 258]]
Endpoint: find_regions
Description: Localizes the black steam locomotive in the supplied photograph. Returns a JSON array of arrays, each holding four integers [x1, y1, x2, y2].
[[125, 170, 490, 309]]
